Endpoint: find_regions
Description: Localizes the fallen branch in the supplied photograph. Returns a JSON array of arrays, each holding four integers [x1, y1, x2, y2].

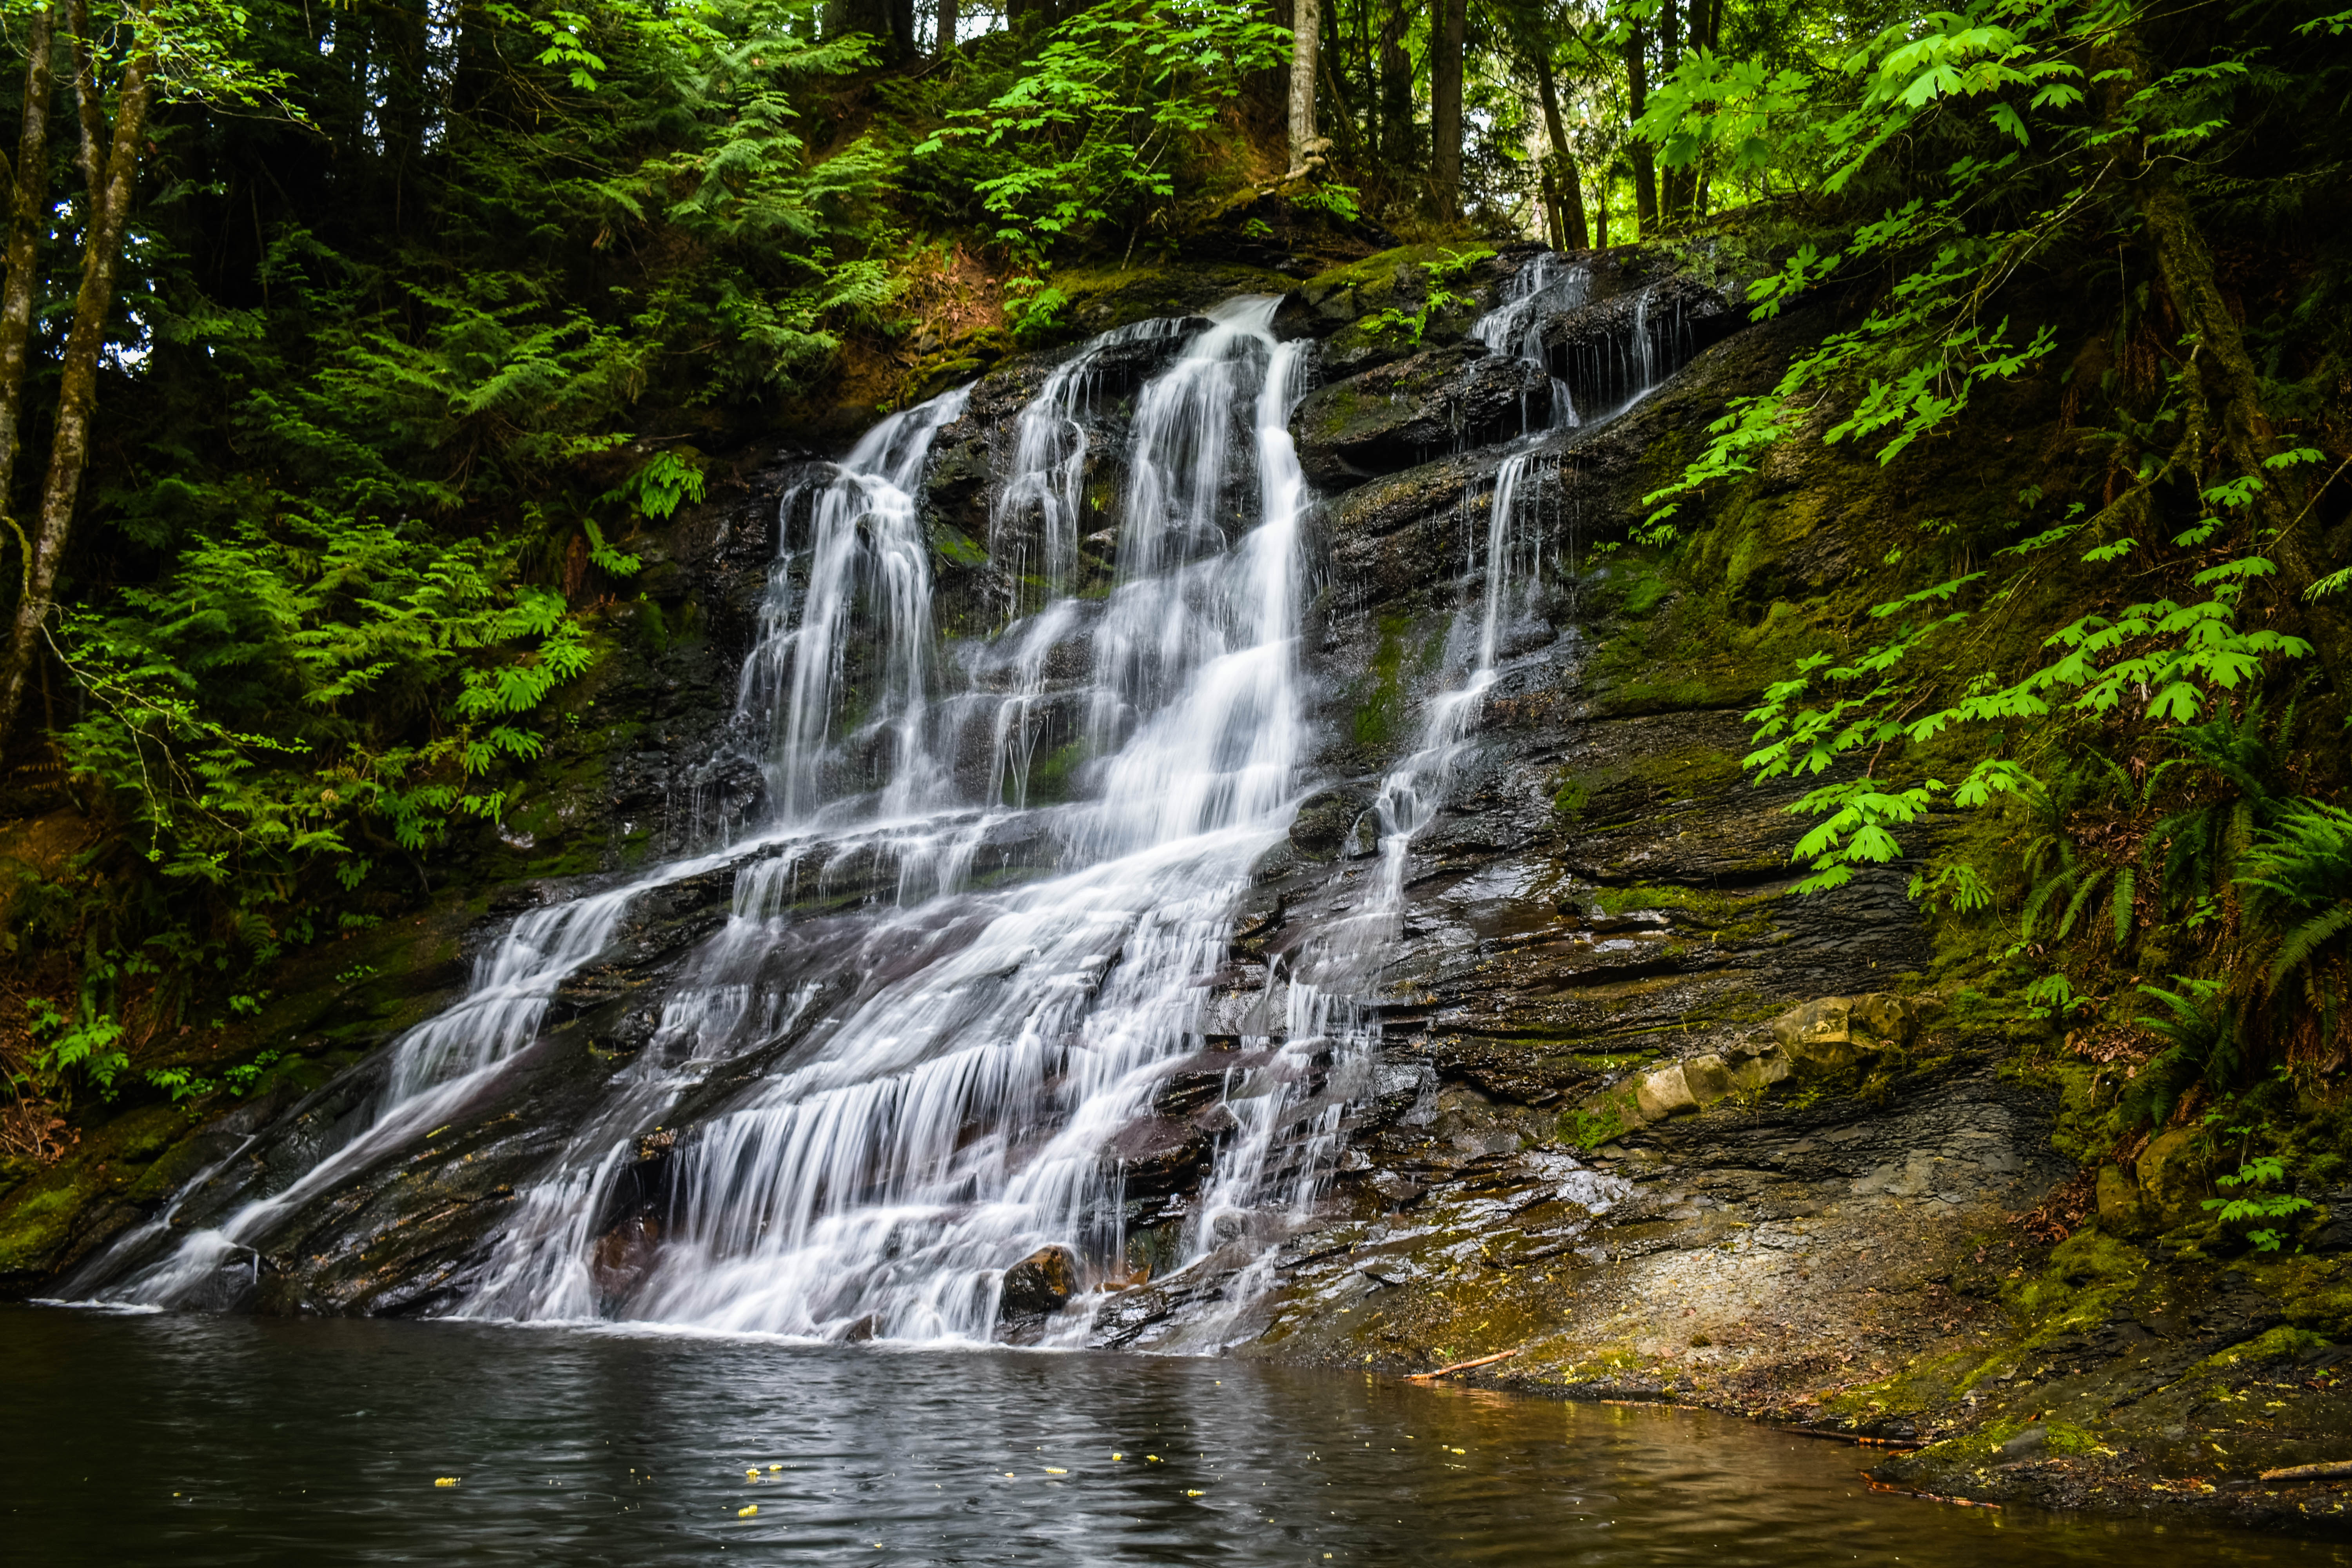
[[1408, 1348, 1521, 1380], [2259, 1460, 2352, 1483], [1863, 1474, 2000, 1509]]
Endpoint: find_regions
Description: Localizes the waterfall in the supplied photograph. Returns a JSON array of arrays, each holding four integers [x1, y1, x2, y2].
[[74, 253, 1709, 1345], [743, 389, 975, 825], [454, 297, 1319, 1339], [74, 393, 982, 1312], [80, 883, 646, 1307], [991, 316, 1193, 610]]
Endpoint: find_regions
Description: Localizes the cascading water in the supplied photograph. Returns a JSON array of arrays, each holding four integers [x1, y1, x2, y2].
[[1357, 253, 1681, 941], [1474, 250, 1588, 433], [74, 253, 1708, 1349], [745, 388, 975, 825], [167, 294, 1322, 1343]]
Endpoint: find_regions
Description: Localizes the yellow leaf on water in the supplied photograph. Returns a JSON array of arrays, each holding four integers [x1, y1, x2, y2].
[[433, 1478, 459, 1488], [1146, 1455, 1160, 1463], [746, 1468, 759, 1479], [1044, 1468, 1067, 1474], [1185, 1489, 1205, 1497], [737, 1504, 758, 1518], [1111, 1453, 1122, 1461]]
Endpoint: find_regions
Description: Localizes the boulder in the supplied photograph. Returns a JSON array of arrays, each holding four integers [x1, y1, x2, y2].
[[1853, 992, 1919, 1046], [1635, 1063, 1698, 1120], [1729, 1052, 1791, 1093], [1769, 992, 1918, 1071], [1682, 1053, 1735, 1103], [998, 1245, 1078, 1319], [2096, 1163, 2149, 1235], [1772, 998, 1858, 1068], [1100, 1114, 1214, 1198], [2136, 1128, 2207, 1220]]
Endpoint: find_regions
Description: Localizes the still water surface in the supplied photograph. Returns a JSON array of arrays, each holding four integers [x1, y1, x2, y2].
[[4, 1305, 2340, 1566]]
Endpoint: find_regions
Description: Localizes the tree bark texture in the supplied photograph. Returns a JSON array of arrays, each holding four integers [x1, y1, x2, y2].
[[0, 41, 151, 755], [0, 4, 58, 526], [1287, 0, 1321, 177], [936, 0, 956, 51], [1430, 0, 1465, 218]]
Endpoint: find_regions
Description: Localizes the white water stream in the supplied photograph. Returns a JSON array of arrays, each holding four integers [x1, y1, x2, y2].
[[80, 257, 1692, 1345]]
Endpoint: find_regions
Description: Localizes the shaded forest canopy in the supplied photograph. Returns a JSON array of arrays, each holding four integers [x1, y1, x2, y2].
[[0, 0, 2347, 1238]]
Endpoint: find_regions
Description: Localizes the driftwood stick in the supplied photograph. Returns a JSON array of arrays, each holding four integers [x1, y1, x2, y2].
[[1407, 1348, 1521, 1380], [2260, 1460, 2352, 1483]]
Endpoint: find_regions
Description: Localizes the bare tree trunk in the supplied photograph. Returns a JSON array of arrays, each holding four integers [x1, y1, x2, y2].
[[1623, 27, 1655, 233], [0, 43, 150, 757], [1377, 0, 1410, 171], [0, 4, 58, 526], [1430, 0, 1465, 218], [1593, 169, 1609, 247], [1533, 46, 1588, 250], [1287, 0, 1323, 178], [936, 0, 956, 51]]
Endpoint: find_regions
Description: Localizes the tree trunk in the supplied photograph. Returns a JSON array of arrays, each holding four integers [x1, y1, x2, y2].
[[0, 43, 150, 757], [2099, 34, 2350, 689], [1287, 0, 1321, 178], [1623, 27, 1655, 233], [2139, 170, 2349, 687], [1657, 0, 1691, 220], [1593, 171, 1609, 247], [1317, 9, 1361, 167], [1532, 47, 1588, 250], [1430, 0, 1465, 218], [936, 0, 956, 51], [1377, 0, 1411, 171], [1693, 0, 1720, 218], [0, 4, 58, 528]]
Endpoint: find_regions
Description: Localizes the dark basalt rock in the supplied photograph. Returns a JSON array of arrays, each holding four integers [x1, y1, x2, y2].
[[1535, 272, 1744, 417], [1289, 341, 1552, 494], [1102, 1113, 1217, 1198], [998, 1244, 1078, 1319]]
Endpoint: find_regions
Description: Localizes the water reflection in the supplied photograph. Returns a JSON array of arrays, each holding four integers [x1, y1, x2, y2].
[[3, 1306, 2333, 1566]]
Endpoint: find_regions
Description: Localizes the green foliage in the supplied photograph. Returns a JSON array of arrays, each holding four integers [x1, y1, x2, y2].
[[912, 0, 1288, 257], [0, 0, 907, 1104], [2203, 1152, 2315, 1252], [2126, 978, 2243, 1129], [1358, 247, 1495, 346], [1632, 0, 2352, 1131], [2238, 802, 2352, 1036]]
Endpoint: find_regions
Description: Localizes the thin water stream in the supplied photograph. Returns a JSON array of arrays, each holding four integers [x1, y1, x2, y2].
[[6, 1307, 2327, 1567]]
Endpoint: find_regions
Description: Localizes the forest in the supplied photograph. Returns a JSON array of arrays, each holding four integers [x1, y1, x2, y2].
[[0, 0, 2348, 1351]]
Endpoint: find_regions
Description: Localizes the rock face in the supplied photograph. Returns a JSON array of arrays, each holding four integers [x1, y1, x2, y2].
[[1289, 341, 1551, 492]]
